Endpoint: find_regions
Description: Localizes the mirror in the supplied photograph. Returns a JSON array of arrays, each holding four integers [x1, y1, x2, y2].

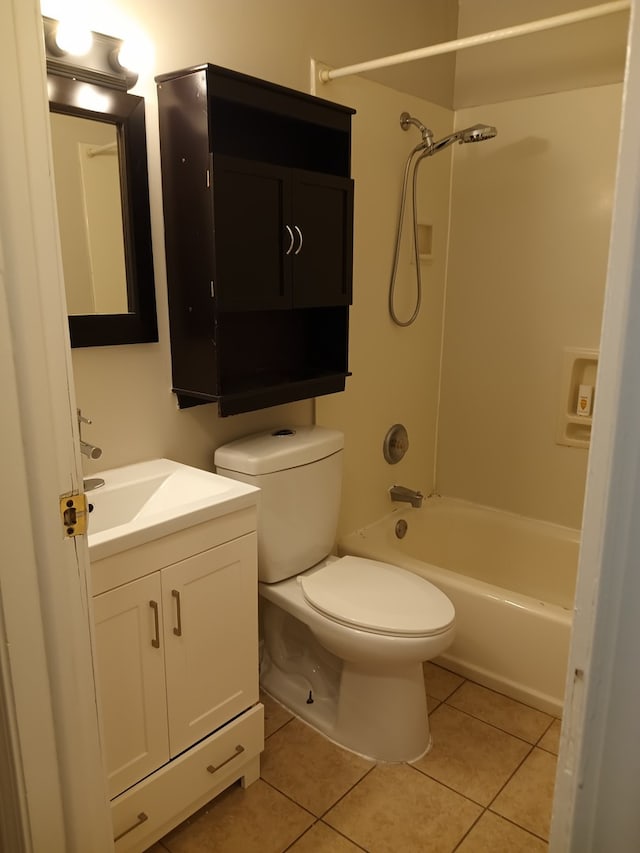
[[48, 72, 158, 347]]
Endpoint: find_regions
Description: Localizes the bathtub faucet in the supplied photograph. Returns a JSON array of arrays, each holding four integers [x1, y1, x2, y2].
[[389, 485, 424, 508], [78, 409, 102, 460]]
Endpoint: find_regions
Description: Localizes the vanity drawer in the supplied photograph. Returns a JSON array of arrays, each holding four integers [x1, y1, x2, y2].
[[111, 703, 264, 852]]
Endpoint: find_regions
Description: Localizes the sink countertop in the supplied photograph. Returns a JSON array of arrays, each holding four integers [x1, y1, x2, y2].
[[86, 458, 259, 562]]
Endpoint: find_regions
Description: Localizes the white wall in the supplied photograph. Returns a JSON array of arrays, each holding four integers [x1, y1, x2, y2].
[[436, 84, 623, 528]]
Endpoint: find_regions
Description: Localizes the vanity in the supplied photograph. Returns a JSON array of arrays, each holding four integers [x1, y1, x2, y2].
[[87, 459, 262, 852]]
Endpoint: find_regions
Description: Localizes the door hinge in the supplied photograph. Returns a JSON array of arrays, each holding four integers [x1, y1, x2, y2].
[[60, 493, 88, 538]]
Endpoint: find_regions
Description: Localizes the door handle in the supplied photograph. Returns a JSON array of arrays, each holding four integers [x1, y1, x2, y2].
[[294, 225, 303, 255], [284, 225, 295, 255], [171, 589, 182, 636]]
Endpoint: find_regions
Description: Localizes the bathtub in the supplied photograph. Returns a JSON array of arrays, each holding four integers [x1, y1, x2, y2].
[[339, 497, 579, 716]]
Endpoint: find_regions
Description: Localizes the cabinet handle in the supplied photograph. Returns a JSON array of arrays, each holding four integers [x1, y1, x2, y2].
[[206, 744, 245, 775], [114, 812, 148, 842], [294, 225, 303, 255], [284, 224, 295, 255], [149, 600, 160, 649], [171, 589, 182, 636]]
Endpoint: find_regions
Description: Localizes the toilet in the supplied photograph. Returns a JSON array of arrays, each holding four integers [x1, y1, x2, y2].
[[214, 426, 455, 761]]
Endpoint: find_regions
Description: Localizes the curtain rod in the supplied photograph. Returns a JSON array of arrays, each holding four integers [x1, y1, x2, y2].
[[318, 1, 630, 83]]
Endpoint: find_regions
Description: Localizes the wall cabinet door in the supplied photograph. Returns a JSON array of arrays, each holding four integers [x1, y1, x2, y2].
[[93, 574, 170, 799], [291, 169, 353, 308], [162, 533, 259, 757], [213, 156, 292, 312], [212, 156, 353, 312]]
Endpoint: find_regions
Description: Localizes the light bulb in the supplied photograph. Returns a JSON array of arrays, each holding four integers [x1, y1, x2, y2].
[[55, 19, 93, 55], [116, 33, 154, 76]]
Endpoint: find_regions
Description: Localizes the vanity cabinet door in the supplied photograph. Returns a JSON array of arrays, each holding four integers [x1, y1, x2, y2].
[[162, 533, 259, 757], [93, 573, 170, 799]]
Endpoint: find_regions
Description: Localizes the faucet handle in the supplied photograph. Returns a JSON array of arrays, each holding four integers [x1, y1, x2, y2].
[[77, 408, 92, 426]]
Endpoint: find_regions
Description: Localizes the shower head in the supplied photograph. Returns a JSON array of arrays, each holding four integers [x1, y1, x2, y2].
[[427, 123, 497, 155], [399, 112, 496, 156]]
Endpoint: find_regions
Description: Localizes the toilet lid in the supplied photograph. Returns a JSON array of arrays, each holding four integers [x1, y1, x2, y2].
[[300, 556, 455, 637]]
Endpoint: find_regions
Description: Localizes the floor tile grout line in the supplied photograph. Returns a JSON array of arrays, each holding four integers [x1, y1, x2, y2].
[[264, 714, 295, 740], [450, 804, 488, 852], [317, 763, 379, 821], [438, 698, 550, 746], [276, 764, 378, 853], [259, 775, 321, 820], [486, 805, 551, 843], [280, 818, 321, 853], [318, 818, 371, 852], [482, 741, 542, 821], [449, 674, 561, 719], [408, 759, 510, 810], [535, 716, 560, 752]]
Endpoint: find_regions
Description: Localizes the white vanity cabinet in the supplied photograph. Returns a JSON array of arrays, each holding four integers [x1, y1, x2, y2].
[[90, 505, 263, 853]]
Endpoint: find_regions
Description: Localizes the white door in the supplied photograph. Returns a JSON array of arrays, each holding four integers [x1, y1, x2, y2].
[[0, 0, 112, 849], [93, 575, 170, 798], [162, 534, 259, 756]]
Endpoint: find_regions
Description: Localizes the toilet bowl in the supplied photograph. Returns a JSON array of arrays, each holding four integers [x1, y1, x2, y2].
[[259, 556, 455, 761], [214, 426, 456, 762]]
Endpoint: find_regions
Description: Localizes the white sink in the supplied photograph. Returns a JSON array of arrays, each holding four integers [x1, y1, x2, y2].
[[86, 458, 258, 561]]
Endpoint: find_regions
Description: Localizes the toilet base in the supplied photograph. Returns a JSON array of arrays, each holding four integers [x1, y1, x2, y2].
[[260, 601, 431, 762]]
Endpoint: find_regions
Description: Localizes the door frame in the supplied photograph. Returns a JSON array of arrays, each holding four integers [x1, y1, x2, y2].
[[549, 2, 640, 848]]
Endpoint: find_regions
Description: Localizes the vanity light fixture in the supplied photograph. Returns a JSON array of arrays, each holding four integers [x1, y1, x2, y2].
[[43, 16, 138, 92]]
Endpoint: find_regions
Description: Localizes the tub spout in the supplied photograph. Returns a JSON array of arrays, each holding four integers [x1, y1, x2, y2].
[[389, 485, 423, 508], [80, 440, 102, 460]]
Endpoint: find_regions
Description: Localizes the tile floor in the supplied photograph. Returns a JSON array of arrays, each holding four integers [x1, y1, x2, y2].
[[148, 663, 560, 852]]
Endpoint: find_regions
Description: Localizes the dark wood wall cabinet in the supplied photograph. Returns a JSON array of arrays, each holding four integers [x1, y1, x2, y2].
[[156, 63, 355, 416]]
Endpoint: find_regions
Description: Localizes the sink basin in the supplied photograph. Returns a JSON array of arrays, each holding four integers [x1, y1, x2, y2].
[[86, 458, 259, 561]]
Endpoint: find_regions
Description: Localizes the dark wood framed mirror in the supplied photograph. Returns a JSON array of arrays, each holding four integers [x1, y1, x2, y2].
[[48, 72, 158, 347]]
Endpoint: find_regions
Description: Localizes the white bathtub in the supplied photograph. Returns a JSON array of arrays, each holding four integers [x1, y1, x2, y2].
[[339, 497, 579, 716]]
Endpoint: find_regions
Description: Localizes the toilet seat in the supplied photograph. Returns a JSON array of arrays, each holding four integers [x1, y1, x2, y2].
[[299, 556, 455, 637]]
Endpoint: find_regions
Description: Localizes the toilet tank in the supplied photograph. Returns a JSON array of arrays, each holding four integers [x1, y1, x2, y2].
[[214, 427, 344, 583]]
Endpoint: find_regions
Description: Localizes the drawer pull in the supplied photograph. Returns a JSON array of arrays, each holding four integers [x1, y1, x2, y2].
[[206, 744, 245, 774], [171, 589, 182, 636], [114, 812, 148, 842], [149, 600, 160, 648]]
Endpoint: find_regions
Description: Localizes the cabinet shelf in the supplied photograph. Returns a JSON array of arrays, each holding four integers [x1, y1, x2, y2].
[[176, 370, 350, 416], [156, 63, 355, 416]]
